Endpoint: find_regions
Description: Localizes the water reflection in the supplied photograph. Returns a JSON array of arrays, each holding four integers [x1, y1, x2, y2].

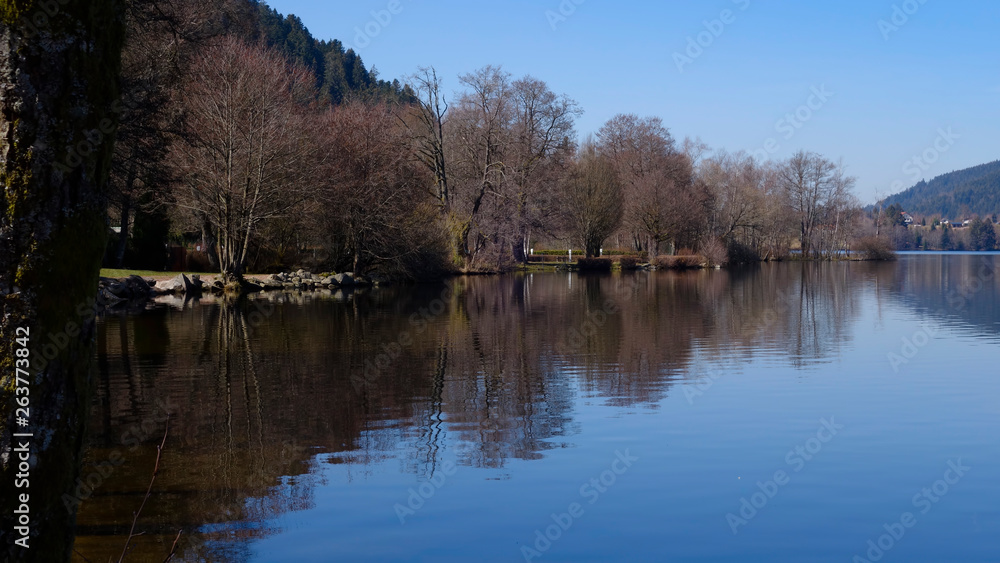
[[72, 256, 999, 562]]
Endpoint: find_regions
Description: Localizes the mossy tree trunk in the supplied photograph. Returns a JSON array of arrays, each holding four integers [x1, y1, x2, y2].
[[0, 1, 124, 561]]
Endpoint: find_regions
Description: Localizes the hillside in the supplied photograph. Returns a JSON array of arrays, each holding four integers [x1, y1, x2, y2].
[[251, 3, 416, 105], [883, 160, 1000, 218]]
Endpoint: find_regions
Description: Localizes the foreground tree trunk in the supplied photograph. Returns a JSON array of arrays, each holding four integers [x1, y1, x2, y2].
[[0, 2, 124, 561]]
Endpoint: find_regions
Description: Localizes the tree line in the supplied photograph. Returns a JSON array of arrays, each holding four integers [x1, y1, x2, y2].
[[105, 0, 890, 283]]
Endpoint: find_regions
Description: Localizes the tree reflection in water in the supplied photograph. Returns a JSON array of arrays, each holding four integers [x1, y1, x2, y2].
[[73, 257, 998, 561]]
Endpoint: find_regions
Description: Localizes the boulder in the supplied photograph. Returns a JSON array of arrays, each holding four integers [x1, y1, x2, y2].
[[157, 274, 191, 294], [99, 288, 126, 306], [105, 281, 129, 298], [126, 275, 155, 294], [332, 273, 355, 286], [242, 280, 264, 293]]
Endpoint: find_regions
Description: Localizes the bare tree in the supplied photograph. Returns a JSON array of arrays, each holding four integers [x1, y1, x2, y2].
[[107, 0, 253, 269], [778, 150, 856, 258], [597, 114, 703, 255], [702, 151, 767, 241], [317, 102, 445, 277], [505, 76, 580, 262], [405, 66, 450, 208], [565, 145, 624, 257], [171, 37, 320, 282], [447, 65, 515, 268]]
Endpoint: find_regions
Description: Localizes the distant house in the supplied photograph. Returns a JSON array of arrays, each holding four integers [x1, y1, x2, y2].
[[901, 212, 913, 225]]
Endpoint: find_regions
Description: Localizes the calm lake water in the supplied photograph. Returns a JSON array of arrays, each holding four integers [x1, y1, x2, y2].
[[73, 254, 1000, 562]]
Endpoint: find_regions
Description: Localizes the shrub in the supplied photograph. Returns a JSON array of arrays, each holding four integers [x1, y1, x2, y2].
[[618, 256, 639, 270], [854, 236, 897, 261], [653, 254, 706, 269], [577, 257, 613, 271], [698, 238, 728, 267]]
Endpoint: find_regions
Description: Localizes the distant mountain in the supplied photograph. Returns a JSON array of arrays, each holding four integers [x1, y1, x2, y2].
[[251, 3, 416, 105], [882, 160, 1000, 219]]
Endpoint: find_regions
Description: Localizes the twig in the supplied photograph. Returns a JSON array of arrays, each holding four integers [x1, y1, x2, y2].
[[117, 416, 170, 563], [162, 530, 183, 562], [73, 548, 94, 563]]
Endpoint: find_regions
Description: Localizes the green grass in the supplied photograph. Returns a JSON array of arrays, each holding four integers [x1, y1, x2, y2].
[[100, 268, 215, 279]]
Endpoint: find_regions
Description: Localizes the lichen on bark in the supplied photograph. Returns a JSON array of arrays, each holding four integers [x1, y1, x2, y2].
[[0, 1, 125, 561]]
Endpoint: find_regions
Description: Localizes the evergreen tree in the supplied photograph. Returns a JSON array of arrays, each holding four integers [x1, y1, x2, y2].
[[969, 217, 998, 250]]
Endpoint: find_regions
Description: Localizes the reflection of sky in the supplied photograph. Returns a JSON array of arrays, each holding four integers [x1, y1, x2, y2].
[[248, 266, 1000, 562], [80, 256, 1000, 562]]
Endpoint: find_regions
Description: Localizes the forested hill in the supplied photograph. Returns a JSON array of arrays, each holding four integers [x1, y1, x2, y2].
[[883, 160, 1000, 218], [251, 2, 415, 105]]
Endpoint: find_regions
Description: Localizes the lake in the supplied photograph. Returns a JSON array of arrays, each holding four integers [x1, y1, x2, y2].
[[72, 254, 1000, 562]]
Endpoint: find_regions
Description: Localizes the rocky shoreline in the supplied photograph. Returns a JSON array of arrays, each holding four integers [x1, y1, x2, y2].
[[97, 270, 376, 304]]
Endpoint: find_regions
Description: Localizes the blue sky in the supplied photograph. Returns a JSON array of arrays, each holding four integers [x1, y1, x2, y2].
[[263, 0, 999, 204]]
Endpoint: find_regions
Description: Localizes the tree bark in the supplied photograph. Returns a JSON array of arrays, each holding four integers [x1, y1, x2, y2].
[[0, 2, 124, 561]]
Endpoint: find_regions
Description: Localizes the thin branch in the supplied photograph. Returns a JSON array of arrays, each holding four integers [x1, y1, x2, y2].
[[162, 530, 183, 562], [117, 416, 170, 563]]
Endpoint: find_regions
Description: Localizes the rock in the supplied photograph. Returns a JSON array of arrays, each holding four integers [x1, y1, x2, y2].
[[123, 275, 154, 298], [242, 280, 263, 293], [99, 288, 126, 306], [105, 281, 129, 298], [157, 274, 191, 294], [332, 273, 355, 286]]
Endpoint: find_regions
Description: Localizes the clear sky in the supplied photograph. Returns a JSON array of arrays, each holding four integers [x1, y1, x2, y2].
[[263, 0, 999, 204]]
